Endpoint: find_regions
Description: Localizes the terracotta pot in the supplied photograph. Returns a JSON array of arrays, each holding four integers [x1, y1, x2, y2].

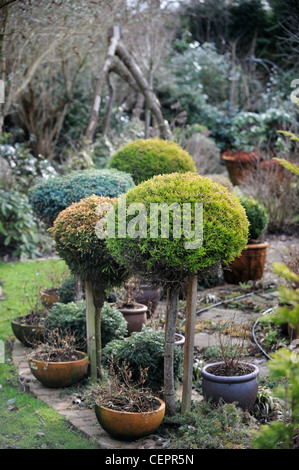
[[40, 288, 60, 308], [222, 150, 260, 186], [28, 351, 89, 388], [201, 361, 259, 411], [115, 303, 148, 335], [223, 242, 268, 284], [11, 316, 45, 347], [134, 284, 161, 317], [95, 398, 165, 440]]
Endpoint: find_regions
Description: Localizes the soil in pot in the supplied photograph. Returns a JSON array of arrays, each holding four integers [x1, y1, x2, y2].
[[95, 397, 165, 441], [28, 350, 89, 388]]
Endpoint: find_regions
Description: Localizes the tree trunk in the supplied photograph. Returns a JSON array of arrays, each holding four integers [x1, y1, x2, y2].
[[102, 73, 115, 136], [145, 66, 153, 138], [115, 42, 170, 140], [74, 274, 83, 301], [164, 284, 179, 416], [85, 281, 97, 379], [181, 273, 198, 414], [85, 25, 122, 143]]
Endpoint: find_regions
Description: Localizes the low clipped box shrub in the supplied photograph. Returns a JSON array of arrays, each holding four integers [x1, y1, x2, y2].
[[108, 138, 196, 184], [44, 301, 127, 349], [102, 327, 183, 392], [239, 194, 268, 242], [28, 168, 134, 227]]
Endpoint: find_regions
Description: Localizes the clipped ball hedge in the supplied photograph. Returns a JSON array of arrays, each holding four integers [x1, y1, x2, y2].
[[108, 138, 196, 184], [106, 172, 249, 282], [28, 168, 134, 227], [50, 195, 128, 287], [239, 195, 268, 242]]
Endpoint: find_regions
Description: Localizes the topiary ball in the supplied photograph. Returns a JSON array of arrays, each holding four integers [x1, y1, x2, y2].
[[108, 138, 196, 184], [28, 168, 134, 227], [239, 195, 268, 242], [106, 172, 249, 283], [50, 195, 128, 287]]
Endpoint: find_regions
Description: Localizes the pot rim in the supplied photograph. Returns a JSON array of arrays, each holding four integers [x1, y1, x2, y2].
[[114, 302, 148, 314], [201, 361, 259, 384], [11, 316, 45, 327], [95, 397, 165, 416], [246, 242, 269, 250], [28, 350, 89, 366]]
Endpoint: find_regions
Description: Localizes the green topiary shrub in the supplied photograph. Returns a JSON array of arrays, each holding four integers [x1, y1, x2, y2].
[[58, 276, 86, 304], [0, 189, 40, 259], [239, 194, 268, 242], [102, 327, 183, 393], [108, 138, 196, 185], [44, 301, 127, 350], [107, 172, 249, 281], [28, 168, 134, 227], [50, 194, 130, 377]]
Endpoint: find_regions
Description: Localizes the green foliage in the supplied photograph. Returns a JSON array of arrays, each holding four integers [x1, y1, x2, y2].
[[238, 194, 268, 241], [50, 195, 128, 286], [102, 327, 183, 393], [58, 276, 85, 304], [108, 138, 196, 185], [44, 301, 127, 349], [28, 168, 134, 227], [106, 172, 249, 283], [163, 400, 254, 449], [0, 190, 40, 259]]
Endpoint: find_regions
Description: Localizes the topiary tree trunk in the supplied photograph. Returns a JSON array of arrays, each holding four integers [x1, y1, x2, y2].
[[164, 284, 179, 416]]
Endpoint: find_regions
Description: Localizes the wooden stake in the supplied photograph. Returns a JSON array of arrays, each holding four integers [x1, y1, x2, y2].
[[181, 273, 198, 414]]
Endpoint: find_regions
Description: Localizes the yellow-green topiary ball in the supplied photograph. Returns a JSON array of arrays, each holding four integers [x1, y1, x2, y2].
[[108, 138, 196, 184]]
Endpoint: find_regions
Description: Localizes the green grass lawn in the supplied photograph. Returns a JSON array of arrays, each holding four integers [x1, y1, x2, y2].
[[0, 258, 98, 449]]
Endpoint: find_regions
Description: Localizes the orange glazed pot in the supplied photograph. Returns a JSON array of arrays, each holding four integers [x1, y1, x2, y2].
[[223, 242, 268, 284], [40, 288, 60, 308], [95, 398, 165, 441], [28, 351, 89, 388]]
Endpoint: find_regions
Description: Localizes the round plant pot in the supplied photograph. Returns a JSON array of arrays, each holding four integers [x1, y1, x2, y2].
[[223, 242, 268, 284], [201, 361, 259, 411], [116, 303, 148, 335], [11, 316, 45, 347], [135, 284, 161, 317], [28, 351, 89, 388], [40, 288, 60, 308], [95, 398, 165, 441], [222, 151, 260, 186]]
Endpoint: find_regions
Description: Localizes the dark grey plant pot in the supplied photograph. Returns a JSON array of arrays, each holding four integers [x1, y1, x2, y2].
[[201, 361, 259, 411]]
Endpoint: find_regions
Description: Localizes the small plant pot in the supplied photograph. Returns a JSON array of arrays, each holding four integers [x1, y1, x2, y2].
[[95, 398, 165, 441], [222, 150, 260, 186], [28, 351, 89, 388], [40, 288, 60, 308], [223, 242, 268, 284], [11, 316, 45, 347], [201, 361, 259, 411], [115, 303, 148, 335]]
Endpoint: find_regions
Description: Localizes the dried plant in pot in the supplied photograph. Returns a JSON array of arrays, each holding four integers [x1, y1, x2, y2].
[[223, 194, 269, 284], [91, 364, 165, 441], [11, 282, 48, 347], [27, 329, 89, 388], [201, 319, 259, 411]]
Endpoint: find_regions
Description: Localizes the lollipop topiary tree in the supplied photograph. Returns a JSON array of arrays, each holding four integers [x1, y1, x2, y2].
[[106, 172, 249, 415], [29, 169, 134, 300], [108, 138, 196, 185], [50, 195, 129, 379]]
